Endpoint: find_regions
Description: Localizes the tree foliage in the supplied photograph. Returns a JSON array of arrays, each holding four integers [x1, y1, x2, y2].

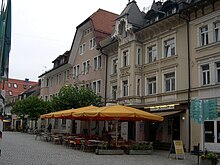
[[50, 85, 102, 111], [11, 96, 50, 120]]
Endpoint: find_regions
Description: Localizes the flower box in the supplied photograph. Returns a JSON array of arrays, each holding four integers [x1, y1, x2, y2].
[[95, 149, 124, 155], [127, 149, 152, 155]]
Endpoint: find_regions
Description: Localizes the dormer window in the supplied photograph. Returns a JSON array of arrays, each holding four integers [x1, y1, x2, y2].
[[119, 20, 127, 38]]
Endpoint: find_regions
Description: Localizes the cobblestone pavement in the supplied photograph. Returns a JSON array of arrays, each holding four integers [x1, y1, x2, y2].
[[0, 132, 199, 165]]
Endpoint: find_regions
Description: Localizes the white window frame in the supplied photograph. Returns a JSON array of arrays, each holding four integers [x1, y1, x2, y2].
[[216, 62, 220, 83], [201, 64, 210, 85], [122, 50, 129, 67], [147, 77, 156, 95], [200, 25, 209, 46], [79, 43, 86, 55], [214, 21, 220, 42], [164, 72, 175, 92], [89, 38, 96, 49], [164, 37, 176, 57], [136, 78, 141, 96], [94, 55, 101, 70], [136, 47, 142, 65], [92, 80, 101, 94], [82, 60, 90, 74], [112, 58, 118, 74], [111, 85, 117, 100], [122, 80, 129, 97], [147, 44, 157, 63]]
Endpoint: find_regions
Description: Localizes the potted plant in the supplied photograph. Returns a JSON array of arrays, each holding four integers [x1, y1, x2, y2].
[[200, 152, 219, 165], [126, 143, 153, 155]]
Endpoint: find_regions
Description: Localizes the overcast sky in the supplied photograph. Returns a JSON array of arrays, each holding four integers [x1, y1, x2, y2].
[[8, 0, 153, 82]]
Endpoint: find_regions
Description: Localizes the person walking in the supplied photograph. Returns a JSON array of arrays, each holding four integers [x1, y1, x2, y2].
[[47, 123, 52, 133]]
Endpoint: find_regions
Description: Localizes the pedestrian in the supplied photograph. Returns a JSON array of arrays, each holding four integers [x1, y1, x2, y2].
[[47, 123, 52, 133]]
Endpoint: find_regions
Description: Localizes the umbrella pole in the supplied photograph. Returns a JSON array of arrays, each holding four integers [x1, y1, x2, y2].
[[116, 120, 118, 147]]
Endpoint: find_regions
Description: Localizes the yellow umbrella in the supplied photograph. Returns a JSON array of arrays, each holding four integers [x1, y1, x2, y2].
[[72, 105, 163, 121]]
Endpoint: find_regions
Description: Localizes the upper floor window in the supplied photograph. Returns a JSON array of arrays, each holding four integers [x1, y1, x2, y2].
[[111, 85, 117, 100], [23, 85, 27, 89], [112, 58, 118, 74], [136, 48, 142, 65], [148, 45, 157, 63], [136, 79, 141, 96], [200, 26, 209, 46], [165, 72, 175, 92], [216, 62, 220, 83], [147, 77, 156, 95], [82, 60, 90, 74], [94, 56, 101, 70], [122, 80, 128, 96], [201, 64, 210, 85], [8, 82, 11, 88], [214, 22, 220, 42], [89, 38, 96, 49], [164, 38, 175, 57], [123, 50, 129, 67], [84, 27, 92, 36], [118, 20, 127, 38], [73, 65, 80, 78], [92, 80, 101, 94], [79, 43, 86, 54], [13, 83, 17, 88], [46, 78, 49, 87]]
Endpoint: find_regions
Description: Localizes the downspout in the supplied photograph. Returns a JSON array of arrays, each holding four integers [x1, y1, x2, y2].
[[179, 13, 191, 152], [97, 45, 108, 106]]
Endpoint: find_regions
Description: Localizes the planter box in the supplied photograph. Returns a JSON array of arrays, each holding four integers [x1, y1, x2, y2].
[[95, 149, 124, 155], [200, 159, 217, 165], [127, 150, 153, 155]]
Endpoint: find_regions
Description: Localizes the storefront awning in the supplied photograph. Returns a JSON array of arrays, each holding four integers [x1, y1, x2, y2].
[[151, 110, 183, 117]]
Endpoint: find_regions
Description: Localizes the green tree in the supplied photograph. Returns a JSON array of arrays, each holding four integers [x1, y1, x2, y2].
[[11, 96, 50, 120], [50, 85, 102, 111]]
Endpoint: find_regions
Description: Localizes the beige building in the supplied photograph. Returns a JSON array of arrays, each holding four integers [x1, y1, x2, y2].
[[38, 9, 118, 134], [189, 0, 220, 152]]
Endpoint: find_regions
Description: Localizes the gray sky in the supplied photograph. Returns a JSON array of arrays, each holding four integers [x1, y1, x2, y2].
[[8, 0, 153, 81]]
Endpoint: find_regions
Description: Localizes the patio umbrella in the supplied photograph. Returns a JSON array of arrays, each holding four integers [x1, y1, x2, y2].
[[72, 105, 163, 121], [72, 105, 163, 145]]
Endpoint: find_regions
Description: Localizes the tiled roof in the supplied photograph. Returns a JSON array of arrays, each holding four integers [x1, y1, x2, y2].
[[90, 9, 118, 43]]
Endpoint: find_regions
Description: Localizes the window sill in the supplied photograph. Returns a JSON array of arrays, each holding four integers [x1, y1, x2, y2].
[[195, 41, 220, 52]]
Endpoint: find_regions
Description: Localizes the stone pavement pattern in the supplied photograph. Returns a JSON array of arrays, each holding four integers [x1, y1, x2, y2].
[[0, 132, 198, 165]]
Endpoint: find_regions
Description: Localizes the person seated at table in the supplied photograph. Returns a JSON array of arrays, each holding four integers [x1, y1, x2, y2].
[[103, 131, 112, 142]]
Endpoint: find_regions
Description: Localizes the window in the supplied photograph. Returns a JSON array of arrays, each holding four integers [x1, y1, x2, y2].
[[54, 119, 58, 129], [201, 64, 210, 85], [200, 26, 209, 46], [122, 80, 128, 96], [165, 72, 175, 92], [147, 77, 156, 95], [164, 38, 175, 57], [73, 65, 80, 78], [123, 50, 129, 67], [137, 48, 141, 65], [216, 62, 220, 83], [214, 22, 220, 42], [8, 90, 13, 96], [94, 56, 101, 70], [136, 79, 141, 96], [46, 78, 49, 87], [13, 83, 17, 88], [92, 80, 101, 94], [148, 45, 157, 63], [82, 60, 90, 74], [79, 43, 86, 54], [84, 27, 92, 36], [8, 82, 11, 88], [111, 85, 117, 100], [112, 58, 118, 74], [89, 38, 96, 49], [61, 119, 66, 128], [23, 85, 27, 89]]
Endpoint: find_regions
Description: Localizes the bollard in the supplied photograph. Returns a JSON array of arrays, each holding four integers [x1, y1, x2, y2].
[[198, 143, 200, 165]]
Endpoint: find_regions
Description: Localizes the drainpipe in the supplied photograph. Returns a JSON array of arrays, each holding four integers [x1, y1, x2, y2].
[[97, 44, 108, 106], [179, 13, 191, 152]]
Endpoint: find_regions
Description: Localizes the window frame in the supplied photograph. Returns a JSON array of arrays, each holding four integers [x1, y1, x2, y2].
[[164, 72, 175, 92]]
